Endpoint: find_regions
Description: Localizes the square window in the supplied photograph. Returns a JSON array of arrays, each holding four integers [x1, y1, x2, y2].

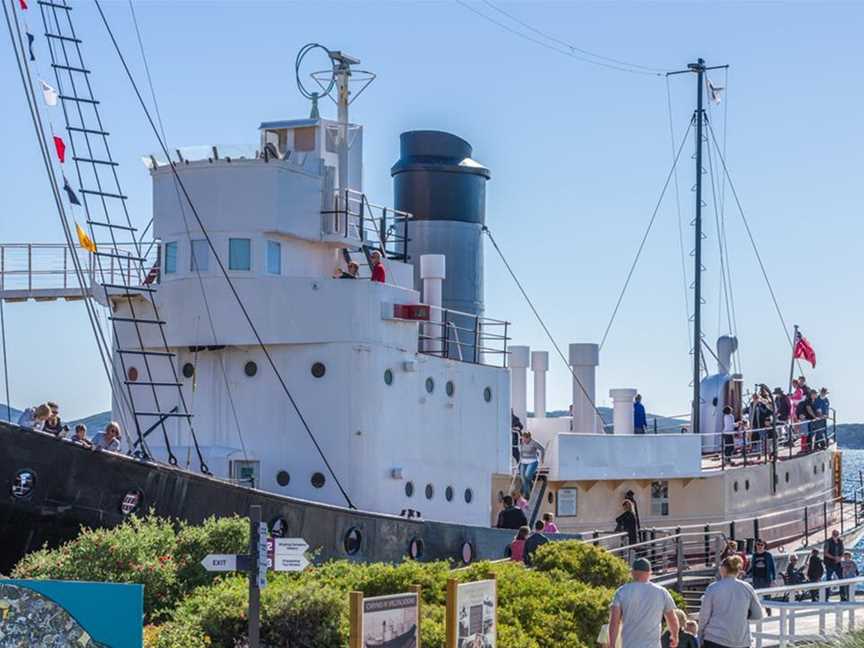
[[293, 126, 316, 152], [651, 481, 669, 516], [230, 460, 260, 488], [190, 239, 209, 272], [266, 240, 281, 275], [229, 238, 251, 271], [164, 241, 177, 274]]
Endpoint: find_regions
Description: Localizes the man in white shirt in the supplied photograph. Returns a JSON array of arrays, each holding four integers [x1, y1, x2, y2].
[[609, 558, 679, 648]]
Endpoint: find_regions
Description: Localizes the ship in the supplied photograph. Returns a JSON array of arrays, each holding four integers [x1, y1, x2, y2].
[[0, 2, 858, 577]]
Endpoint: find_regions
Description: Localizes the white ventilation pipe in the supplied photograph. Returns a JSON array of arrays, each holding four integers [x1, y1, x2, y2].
[[510, 345, 530, 429], [420, 255, 445, 354], [531, 350, 549, 419], [610, 388, 638, 435], [569, 343, 600, 434]]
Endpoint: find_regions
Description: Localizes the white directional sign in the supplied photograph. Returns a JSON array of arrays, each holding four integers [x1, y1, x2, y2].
[[274, 538, 309, 557], [273, 554, 310, 572], [201, 554, 238, 572]]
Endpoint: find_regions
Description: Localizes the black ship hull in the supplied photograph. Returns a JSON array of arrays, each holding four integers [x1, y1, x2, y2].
[[0, 422, 530, 573]]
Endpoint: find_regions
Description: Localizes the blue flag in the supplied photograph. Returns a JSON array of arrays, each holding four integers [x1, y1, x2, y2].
[[62, 177, 81, 206], [26, 32, 35, 61]]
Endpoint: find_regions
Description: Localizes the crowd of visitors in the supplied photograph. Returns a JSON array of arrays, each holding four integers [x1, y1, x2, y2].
[[16, 402, 123, 453]]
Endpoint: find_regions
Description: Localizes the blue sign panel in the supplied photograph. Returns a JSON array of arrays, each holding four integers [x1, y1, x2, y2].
[[1, 579, 143, 647]]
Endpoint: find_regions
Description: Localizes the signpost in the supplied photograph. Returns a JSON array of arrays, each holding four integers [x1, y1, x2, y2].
[[199, 505, 310, 648], [446, 577, 497, 648]]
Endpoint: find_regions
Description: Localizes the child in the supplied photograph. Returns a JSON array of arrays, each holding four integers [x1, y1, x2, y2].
[[840, 551, 859, 601], [512, 490, 529, 513], [70, 424, 92, 449], [542, 512, 559, 534], [684, 620, 699, 647]]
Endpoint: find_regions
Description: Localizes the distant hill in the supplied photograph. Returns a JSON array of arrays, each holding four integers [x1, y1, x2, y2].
[[532, 407, 687, 433], [0, 404, 111, 431], [837, 424, 864, 449]]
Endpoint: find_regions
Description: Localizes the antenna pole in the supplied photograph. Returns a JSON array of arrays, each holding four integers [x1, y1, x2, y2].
[[330, 51, 359, 192], [692, 57, 705, 436]]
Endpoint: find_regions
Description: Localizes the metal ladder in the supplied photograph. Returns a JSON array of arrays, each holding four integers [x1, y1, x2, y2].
[[36, 0, 206, 471]]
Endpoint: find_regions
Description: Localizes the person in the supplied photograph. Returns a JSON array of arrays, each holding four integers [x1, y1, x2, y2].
[[747, 539, 776, 590], [634, 394, 648, 435], [509, 526, 529, 563], [773, 388, 791, 446], [523, 520, 550, 566], [69, 423, 93, 449], [369, 250, 386, 283], [512, 489, 529, 514], [745, 393, 771, 454], [721, 406, 736, 461], [495, 495, 527, 530], [784, 555, 805, 585], [699, 555, 764, 648], [615, 500, 640, 547], [797, 391, 818, 452], [721, 540, 749, 573], [333, 260, 359, 279], [662, 609, 698, 648], [823, 529, 844, 589], [542, 512, 559, 534], [806, 548, 824, 602], [684, 621, 699, 648], [91, 421, 122, 452], [815, 388, 830, 419], [511, 410, 523, 465], [518, 430, 545, 497], [42, 401, 67, 438], [840, 551, 858, 602], [17, 403, 51, 431], [608, 557, 679, 648], [812, 388, 830, 448]]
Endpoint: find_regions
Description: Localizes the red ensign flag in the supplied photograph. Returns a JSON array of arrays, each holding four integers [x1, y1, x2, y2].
[[53, 136, 66, 163], [793, 330, 816, 368]]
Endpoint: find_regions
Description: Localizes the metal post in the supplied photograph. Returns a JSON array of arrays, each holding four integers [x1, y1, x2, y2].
[[472, 316, 480, 364], [804, 507, 809, 545], [654, 418, 658, 434], [730, 520, 736, 541], [676, 533, 684, 593], [855, 492, 859, 528], [63, 247, 67, 289], [841, 498, 845, 534], [753, 518, 760, 542], [27, 244, 32, 293], [442, 309, 449, 359], [788, 325, 798, 394], [691, 59, 705, 437], [704, 524, 710, 564], [824, 501, 829, 541], [248, 505, 261, 648]]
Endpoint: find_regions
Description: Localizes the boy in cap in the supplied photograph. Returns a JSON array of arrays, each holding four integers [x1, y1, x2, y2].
[[609, 557, 680, 648]]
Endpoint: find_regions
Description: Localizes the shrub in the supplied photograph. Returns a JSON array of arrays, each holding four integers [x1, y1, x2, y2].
[[531, 540, 631, 588]]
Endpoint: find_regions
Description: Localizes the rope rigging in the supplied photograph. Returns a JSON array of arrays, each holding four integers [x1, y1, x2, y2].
[[92, 0, 355, 508]]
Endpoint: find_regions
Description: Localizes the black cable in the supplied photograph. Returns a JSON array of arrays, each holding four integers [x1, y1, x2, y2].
[[93, 0, 355, 508], [599, 115, 695, 350]]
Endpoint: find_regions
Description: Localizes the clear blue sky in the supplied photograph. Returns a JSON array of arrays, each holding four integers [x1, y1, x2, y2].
[[0, 1, 860, 421]]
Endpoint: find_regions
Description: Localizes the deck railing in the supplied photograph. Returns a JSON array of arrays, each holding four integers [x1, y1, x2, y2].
[[326, 189, 412, 261], [418, 304, 509, 368]]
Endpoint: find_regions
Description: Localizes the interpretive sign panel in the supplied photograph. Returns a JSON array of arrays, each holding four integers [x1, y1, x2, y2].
[[455, 579, 496, 648], [362, 592, 419, 648], [557, 488, 578, 517], [1, 579, 143, 648]]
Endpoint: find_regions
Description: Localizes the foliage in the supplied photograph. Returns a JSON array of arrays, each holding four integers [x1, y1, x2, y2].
[[531, 539, 631, 588]]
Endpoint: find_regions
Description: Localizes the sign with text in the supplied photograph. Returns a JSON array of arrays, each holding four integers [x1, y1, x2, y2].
[[447, 578, 496, 648], [556, 488, 578, 517], [201, 554, 238, 572], [362, 592, 419, 648]]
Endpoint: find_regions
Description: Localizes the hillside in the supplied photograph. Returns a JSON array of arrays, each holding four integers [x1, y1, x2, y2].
[[837, 424, 864, 449]]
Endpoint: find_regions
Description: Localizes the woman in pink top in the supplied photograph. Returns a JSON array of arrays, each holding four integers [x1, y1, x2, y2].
[[509, 526, 530, 562], [542, 512, 559, 534]]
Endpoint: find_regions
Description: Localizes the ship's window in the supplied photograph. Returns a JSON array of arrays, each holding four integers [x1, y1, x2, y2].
[[230, 460, 259, 488], [405, 481, 414, 497], [785, 471, 790, 483], [745, 479, 750, 491], [384, 369, 393, 385], [11, 469, 36, 498], [190, 239, 209, 272], [266, 240, 281, 275], [228, 238, 251, 271], [460, 541, 474, 565], [425, 483, 434, 500], [164, 241, 177, 274], [120, 489, 143, 516], [483, 387, 493, 402], [446, 380, 455, 397], [276, 470, 290, 487], [464, 488, 473, 504], [182, 362, 195, 378], [127, 367, 139, 382], [311, 362, 326, 378], [294, 126, 316, 152], [547, 491, 555, 505], [822, 463, 826, 473], [269, 516, 289, 538], [445, 486, 454, 502], [409, 537, 424, 560], [425, 377, 435, 394], [344, 527, 362, 555], [733, 481, 739, 493], [813, 465, 818, 476], [245, 361, 258, 377], [650, 480, 669, 516], [311, 472, 326, 488]]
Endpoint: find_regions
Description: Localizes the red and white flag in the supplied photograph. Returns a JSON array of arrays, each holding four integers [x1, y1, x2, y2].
[[53, 136, 66, 163], [793, 329, 816, 368]]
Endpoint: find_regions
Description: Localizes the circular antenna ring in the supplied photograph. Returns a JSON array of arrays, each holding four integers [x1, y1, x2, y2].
[[295, 43, 336, 101]]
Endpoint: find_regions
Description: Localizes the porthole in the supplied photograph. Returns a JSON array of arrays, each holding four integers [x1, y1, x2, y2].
[[446, 381, 455, 397], [483, 387, 493, 402], [120, 489, 143, 516], [269, 516, 289, 538], [733, 481, 739, 493], [182, 362, 195, 378], [244, 361, 258, 377], [813, 465, 818, 476], [464, 488, 473, 504], [127, 367, 139, 382], [384, 369, 394, 385], [460, 541, 475, 565], [276, 470, 290, 487], [425, 483, 434, 500], [344, 527, 362, 555], [311, 362, 326, 378], [445, 486, 454, 502], [409, 537, 424, 560], [311, 472, 326, 488], [425, 377, 435, 394], [785, 472, 790, 483], [822, 463, 826, 473], [11, 469, 36, 498], [405, 481, 414, 497], [745, 479, 750, 491], [547, 491, 555, 505]]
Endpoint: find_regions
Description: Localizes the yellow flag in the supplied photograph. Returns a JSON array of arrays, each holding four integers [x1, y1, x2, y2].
[[75, 222, 96, 253]]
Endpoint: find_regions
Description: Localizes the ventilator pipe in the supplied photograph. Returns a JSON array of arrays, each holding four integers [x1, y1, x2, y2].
[[510, 345, 530, 428], [420, 255, 445, 354], [531, 351, 549, 419], [610, 388, 638, 435], [569, 343, 600, 434]]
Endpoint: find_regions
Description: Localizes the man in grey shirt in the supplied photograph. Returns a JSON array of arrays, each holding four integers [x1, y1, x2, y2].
[[609, 557, 679, 648], [699, 555, 764, 648]]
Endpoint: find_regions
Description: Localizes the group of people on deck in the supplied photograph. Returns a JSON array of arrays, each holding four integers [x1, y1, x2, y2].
[[332, 249, 386, 282], [17, 402, 122, 452]]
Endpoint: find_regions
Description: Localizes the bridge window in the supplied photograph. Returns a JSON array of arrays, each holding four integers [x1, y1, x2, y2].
[[164, 241, 177, 274], [190, 239, 209, 272], [229, 238, 251, 271], [230, 460, 259, 488], [266, 240, 281, 275], [651, 480, 669, 516]]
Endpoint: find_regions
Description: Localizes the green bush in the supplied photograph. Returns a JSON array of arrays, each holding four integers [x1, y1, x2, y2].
[[531, 539, 631, 588]]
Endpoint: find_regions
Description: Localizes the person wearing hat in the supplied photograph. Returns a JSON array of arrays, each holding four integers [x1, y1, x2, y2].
[[609, 557, 679, 648], [369, 250, 386, 283], [699, 555, 763, 648], [333, 260, 359, 279], [773, 388, 791, 446]]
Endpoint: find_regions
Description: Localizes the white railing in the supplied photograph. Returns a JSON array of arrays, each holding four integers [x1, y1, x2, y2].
[[752, 576, 864, 647]]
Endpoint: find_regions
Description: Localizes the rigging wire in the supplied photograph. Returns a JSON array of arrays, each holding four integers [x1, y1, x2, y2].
[[479, 0, 668, 73], [598, 116, 695, 350], [454, 0, 663, 77], [93, 0, 355, 508], [482, 226, 608, 429]]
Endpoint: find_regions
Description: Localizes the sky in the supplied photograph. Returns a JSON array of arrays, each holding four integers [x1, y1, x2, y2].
[[0, 0, 861, 421]]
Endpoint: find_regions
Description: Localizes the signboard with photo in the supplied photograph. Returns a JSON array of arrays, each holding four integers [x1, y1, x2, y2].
[[362, 592, 419, 648], [556, 487, 578, 517], [456, 579, 496, 648]]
